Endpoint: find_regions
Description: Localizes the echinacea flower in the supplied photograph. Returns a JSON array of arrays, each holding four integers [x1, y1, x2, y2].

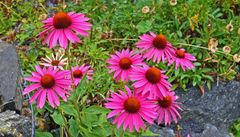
[[71, 64, 93, 86], [105, 86, 157, 132], [107, 49, 144, 82], [168, 48, 196, 71], [40, 53, 67, 70], [155, 92, 182, 125], [130, 65, 172, 98], [23, 66, 72, 109], [136, 32, 175, 63], [39, 12, 92, 49]]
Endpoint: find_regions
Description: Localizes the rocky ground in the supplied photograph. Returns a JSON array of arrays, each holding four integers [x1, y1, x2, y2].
[[151, 80, 240, 137]]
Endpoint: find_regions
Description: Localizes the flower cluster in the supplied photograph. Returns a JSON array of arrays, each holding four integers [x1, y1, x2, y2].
[[106, 32, 196, 132], [24, 12, 93, 109], [23, 10, 197, 135]]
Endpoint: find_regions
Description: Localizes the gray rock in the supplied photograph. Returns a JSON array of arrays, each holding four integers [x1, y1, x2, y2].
[[0, 42, 23, 111], [151, 81, 240, 137], [150, 124, 174, 137], [0, 110, 32, 137]]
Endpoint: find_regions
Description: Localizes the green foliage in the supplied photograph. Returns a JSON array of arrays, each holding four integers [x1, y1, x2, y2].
[[229, 119, 240, 137], [35, 130, 53, 137]]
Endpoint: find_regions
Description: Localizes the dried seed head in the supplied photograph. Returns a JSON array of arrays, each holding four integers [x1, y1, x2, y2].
[[233, 54, 240, 63], [223, 45, 231, 54], [142, 6, 150, 14], [226, 22, 233, 32], [208, 38, 218, 53], [38, 14, 48, 21], [170, 0, 177, 6]]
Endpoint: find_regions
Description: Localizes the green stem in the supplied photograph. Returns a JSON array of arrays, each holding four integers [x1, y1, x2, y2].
[[177, 43, 234, 57], [59, 108, 71, 137], [67, 45, 74, 81], [39, 2, 48, 13], [60, 127, 63, 137]]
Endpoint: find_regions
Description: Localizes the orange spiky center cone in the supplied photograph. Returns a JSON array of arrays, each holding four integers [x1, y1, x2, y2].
[[41, 74, 55, 88], [153, 34, 168, 49], [145, 67, 161, 84], [158, 96, 172, 108], [124, 97, 141, 113], [119, 57, 132, 70], [176, 49, 185, 58], [53, 12, 72, 29], [73, 70, 83, 78], [51, 60, 60, 66]]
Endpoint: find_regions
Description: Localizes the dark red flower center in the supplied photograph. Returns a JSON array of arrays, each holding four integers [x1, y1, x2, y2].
[[51, 60, 60, 66], [124, 97, 141, 113], [53, 12, 72, 29], [176, 49, 185, 58], [73, 70, 83, 78], [41, 74, 55, 89], [158, 96, 172, 108], [152, 34, 168, 49], [145, 67, 161, 84], [119, 57, 132, 70]]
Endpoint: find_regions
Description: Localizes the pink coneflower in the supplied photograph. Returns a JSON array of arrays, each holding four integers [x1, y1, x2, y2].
[[105, 86, 157, 132], [39, 12, 92, 49], [135, 32, 175, 63], [71, 64, 93, 86], [155, 92, 182, 125], [107, 49, 143, 82], [130, 65, 171, 98], [23, 66, 72, 109], [40, 53, 67, 70], [168, 48, 196, 71]]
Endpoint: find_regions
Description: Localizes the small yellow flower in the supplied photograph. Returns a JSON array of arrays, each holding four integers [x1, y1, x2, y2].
[[238, 28, 240, 35], [170, 0, 177, 6], [189, 14, 199, 31], [233, 54, 240, 63], [226, 22, 233, 32], [142, 6, 150, 14], [222, 45, 231, 54]]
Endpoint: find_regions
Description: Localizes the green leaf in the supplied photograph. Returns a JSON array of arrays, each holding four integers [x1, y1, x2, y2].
[[141, 129, 159, 136], [85, 105, 110, 114], [177, 30, 183, 38], [51, 111, 65, 126], [60, 104, 78, 117], [69, 119, 79, 137], [136, 20, 152, 33], [194, 62, 202, 67], [35, 130, 53, 137]]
